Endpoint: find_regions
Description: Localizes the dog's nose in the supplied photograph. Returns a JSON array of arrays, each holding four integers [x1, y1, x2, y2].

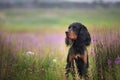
[[65, 31, 69, 34]]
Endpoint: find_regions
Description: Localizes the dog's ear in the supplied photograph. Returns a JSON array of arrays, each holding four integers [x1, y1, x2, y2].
[[78, 25, 91, 46], [65, 37, 70, 46], [65, 37, 73, 46]]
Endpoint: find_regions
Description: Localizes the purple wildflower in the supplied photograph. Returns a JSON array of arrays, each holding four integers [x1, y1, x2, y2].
[[108, 59, 112, 66], [90, 48, 95, 57], [115, 56, 120, 64], [90, 48, 94, 54]]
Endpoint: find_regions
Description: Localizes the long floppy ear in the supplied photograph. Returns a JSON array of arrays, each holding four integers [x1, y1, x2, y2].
[[65, 37, 72, 46], [78, 25, 91, 46]]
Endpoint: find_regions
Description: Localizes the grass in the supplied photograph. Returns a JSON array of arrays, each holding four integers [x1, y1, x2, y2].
[[0, 34, 66, 80], [92, 29, 120, 80], [1, 8, 120, 31], [0, 8, 120, 80]]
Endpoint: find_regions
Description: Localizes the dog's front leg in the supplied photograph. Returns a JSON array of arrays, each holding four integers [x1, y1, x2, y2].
[[65, 53, 75, 79], [65, 54, 71, 79], [71, 60, 76, 80]]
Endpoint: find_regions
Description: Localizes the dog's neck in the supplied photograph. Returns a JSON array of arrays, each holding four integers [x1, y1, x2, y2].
[[73, 38, 84, 47]]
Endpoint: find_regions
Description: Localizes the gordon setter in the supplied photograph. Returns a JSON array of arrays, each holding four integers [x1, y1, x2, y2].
[[65, 22, 91, 80]]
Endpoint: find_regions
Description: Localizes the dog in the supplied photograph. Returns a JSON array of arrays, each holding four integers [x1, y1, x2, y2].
[[65, 22, 91, 80]]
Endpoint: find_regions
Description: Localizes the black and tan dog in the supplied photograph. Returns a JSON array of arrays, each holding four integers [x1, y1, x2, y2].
[[65, 22, 91, 80]]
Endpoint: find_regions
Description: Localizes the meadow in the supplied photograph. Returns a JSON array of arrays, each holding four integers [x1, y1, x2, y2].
[[0, 8, 120, 80]]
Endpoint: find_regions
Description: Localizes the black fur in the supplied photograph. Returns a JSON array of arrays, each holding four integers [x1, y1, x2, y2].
[[65, 22, 91, 79]]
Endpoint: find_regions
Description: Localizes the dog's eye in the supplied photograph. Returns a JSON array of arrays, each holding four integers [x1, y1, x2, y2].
[[73, 26, 77, 28], [68, 26, 71, 29]]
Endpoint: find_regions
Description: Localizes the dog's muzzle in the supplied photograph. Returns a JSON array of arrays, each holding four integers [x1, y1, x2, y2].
[[65, 31, 69, 35], [65, 31, 69, 38]]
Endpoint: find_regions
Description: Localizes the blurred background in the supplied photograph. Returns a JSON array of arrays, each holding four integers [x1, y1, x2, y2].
[[0, 0, 120, 80]]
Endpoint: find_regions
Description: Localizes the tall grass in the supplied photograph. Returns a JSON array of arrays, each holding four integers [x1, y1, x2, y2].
[[1, 29, 120, 80], [0, 32, 66, 80], [92, 28, 120, 80], [0, 33, 16, 80], [1, 8, 120, 80]]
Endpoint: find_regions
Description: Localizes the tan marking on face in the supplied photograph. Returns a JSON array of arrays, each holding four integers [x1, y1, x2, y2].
[[68, 31, 77, 39]]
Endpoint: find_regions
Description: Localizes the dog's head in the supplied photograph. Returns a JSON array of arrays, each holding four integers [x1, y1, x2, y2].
[[65, 22, 91, 46]]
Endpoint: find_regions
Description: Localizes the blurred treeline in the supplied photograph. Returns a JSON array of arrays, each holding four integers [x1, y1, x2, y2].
[[0, 0, 120, 9]]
